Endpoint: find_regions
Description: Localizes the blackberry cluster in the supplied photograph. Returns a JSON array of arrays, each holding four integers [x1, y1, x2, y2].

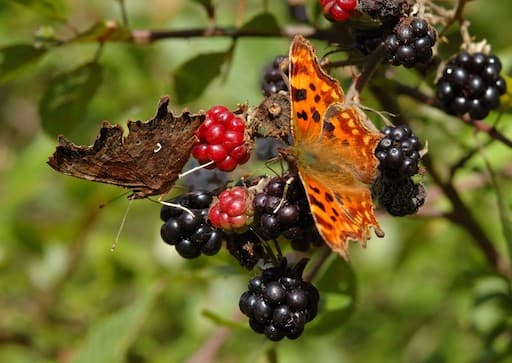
[[375, 125, 421, 177], [436, 52, 507, 120], [181, 159, 229, 192], [191, 106, 250, 172], [384, 17, 437, 67], [320, 0, 357, 22], [160, 191, 224, 259], [253, 175, 322, 251], [254, 137, 284, 161], [262, 55, 288, 97], [354, 0, 411, 54], [239, 262, 319, 341]]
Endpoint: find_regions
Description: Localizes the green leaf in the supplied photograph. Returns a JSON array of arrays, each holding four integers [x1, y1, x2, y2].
[[12, 0, 67, 20], [0, 44, 46, 84], [71, 287, 158, 363], [70, 20, 132, 43], [172, 52, 227, 104], [39, 62, 103, 139], [308, 256, 356, 334], [238, 12, 280, 34], [499, 74, 512, 113]]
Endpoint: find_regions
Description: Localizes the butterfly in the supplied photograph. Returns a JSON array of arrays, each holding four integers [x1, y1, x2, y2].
[[48, 96, 204, 199], [285, 35, 385, 259]]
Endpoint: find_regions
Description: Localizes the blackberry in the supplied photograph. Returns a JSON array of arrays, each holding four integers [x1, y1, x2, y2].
[[262, 55, 288, 97], [253, 174, 322, 251], [375, 125, 422, 177], [372, 174, 426, 216], [180, 158, 229, 192], [160, 191, 225, 258], [384, 17, 437, 67], [254, 137, 285, 161], [436, 52, 507, 120], [239, 260, 319, 341]]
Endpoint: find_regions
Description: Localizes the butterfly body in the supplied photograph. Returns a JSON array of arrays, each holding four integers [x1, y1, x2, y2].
[[287, 35, 384, 259]]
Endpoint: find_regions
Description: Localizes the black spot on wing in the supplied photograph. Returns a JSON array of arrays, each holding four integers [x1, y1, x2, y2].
[[309, 83, 316, 91], [293, 87, 307, 101], [309, 183, 321, 194], [323, 121, 335, 132], [297, 110, 308, 121], [314, 94, 321, 103], [325, 193, 334, 202], [312, 110, 321, 123], [311, 194, 326, 213]]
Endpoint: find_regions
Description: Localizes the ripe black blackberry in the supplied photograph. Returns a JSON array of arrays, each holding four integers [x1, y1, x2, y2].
[[253, 174, 322, 251], [160, 191, 225, 259], [262, 55, 288, 97], [239, 260, 319, 341], [384, 17, 437, 67], [372, 174, 425, 216], [375, 125, 422, 177], [436, 51, 507, 120]]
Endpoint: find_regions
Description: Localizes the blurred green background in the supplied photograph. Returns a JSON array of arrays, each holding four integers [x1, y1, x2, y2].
[[1, 1, 512, 362]]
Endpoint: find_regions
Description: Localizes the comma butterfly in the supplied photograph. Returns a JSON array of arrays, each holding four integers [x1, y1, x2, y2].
[[48, 96, 204, 199], [285, 35, 385, 259]]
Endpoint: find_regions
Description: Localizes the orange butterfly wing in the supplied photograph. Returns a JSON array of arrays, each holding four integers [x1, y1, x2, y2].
[[289, 35, 344, 143], [288, 35, 384, 259]]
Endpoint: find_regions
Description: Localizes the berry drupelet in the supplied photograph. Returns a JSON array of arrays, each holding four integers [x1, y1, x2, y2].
[[191, 106, 250, 172], [436, 51, 507, 120], [239, 262, 319, 341], [375, 124, 422, 178], [384, 17, 437, 67], [262, 55, 288, 97], [160, 191, 225, 259]]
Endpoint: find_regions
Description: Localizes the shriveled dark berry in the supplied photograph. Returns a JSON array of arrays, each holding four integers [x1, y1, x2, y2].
[[262, 55, 288, 96]]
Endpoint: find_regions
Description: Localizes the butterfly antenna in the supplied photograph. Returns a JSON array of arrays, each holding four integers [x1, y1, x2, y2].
[[111, 197, 134, 252], [178, 160, 215, 178]]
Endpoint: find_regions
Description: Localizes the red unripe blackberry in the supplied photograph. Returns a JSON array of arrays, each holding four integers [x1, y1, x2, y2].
[[320, 0, 357, 22], [192, 106, 250, 172], [208, 186, 254, 232], [239, 260, 319, 341], [262, 55, 288, 97], [160, 191, 224, 258], [436, 52, 507, 120], [384, 17, 437, 67]]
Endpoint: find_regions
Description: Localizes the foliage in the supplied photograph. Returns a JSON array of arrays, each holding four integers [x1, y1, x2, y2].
[[1, 1, 512, 362]]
